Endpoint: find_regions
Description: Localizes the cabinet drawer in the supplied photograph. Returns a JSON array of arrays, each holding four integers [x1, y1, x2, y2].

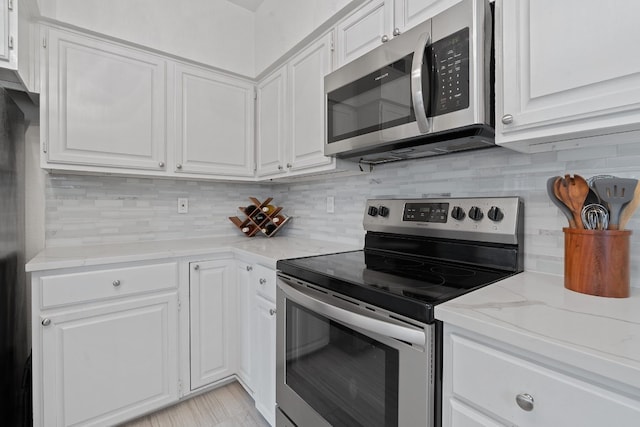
[[254, 264, 276, 302], [40, 262, 178, 308], [450, 334, 640, 427]]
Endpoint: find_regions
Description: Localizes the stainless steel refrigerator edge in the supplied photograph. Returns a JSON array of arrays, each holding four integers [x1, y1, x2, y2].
[[0, 87, 30, 426]]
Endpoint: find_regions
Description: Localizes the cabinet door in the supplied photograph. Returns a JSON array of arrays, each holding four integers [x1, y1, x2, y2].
[[394, 0, 462, 33], [335, 0, 393, 68], [256, 65, 287, 178], [189, 260, 236, 390], [496, 0, 640, 149], [236, 262, 254, 391], [0, 0, 10, 65], [288, 31, 334, 172], [253, 295, 276, 427], [43, 28, 168, 171], [174, 63, 254, 177], [40, 293, 179, 427]]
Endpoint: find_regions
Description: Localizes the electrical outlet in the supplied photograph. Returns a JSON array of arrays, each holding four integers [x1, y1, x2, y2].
[[326, 196, 335, 213], [178, 198, 188, 214]]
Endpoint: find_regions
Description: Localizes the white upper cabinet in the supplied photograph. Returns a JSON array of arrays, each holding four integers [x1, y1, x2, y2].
[[394, 0, 463, 34], [173, 63, 254, 177], [496, 0, 640, 152], [42, 27, 168, 172], [335, 0, 393, 68], [256, 65, 287, 178], [0, 0, 12, 65], [288, 31, 334, 172], [335, 0, 463, 68]]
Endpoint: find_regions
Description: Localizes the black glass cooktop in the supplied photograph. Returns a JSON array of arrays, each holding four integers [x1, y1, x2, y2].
[[276, 249, 516, 324]]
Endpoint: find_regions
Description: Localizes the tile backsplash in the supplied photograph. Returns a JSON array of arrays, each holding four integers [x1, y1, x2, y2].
[[45, 143, 640, 283]]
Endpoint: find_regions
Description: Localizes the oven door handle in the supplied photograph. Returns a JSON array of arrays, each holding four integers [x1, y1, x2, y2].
[[278, 277, 425, 346]]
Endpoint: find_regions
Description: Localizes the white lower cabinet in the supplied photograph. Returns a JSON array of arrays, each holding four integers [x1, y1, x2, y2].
[[251, 263, 277, 426], [236, 262, 254, 391], [236, 260, 277, 426], [33, 262, 180, 427], [189, 259, 237, 390], [442, 325, 640, 427]]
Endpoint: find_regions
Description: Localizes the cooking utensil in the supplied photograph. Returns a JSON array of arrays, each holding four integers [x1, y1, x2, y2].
[[581, 204, 609, 230], [547, 176, 576, 228], [593, 178, 638, 230], [554, 174, 589, 229], [618, 180, 640, 230]]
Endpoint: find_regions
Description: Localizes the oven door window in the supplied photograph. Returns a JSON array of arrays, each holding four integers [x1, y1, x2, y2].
[[327, 55, 415, 144], [285, 300, 399, 427]]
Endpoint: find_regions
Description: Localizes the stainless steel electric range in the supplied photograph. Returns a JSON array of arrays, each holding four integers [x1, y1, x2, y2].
[[275, 197, 524, 427]]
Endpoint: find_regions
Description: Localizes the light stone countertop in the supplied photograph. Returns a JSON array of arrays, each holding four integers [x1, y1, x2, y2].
[[435, 271, 640, 393], [25, 236, 361, 272]]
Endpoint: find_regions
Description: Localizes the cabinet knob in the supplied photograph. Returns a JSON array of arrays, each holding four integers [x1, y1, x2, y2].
[[194, 264, 200, 270], [515, 393, 534, 411], [278, 165, 283, 170], [41, 318, 51, 326], [502, 114, 514, 124], [246, 265, 253, 271], [381, 35, 389, 43], [112, 279, 121, 287], [393, 27, 401, 36], [176, 163, 183, 169], [269, 309, 276, 316], [259, 278, 267, 285], [158, 161, 165, 168]]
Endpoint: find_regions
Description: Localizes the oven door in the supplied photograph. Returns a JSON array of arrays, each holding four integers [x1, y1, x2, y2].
[[276, 275, 434, 427]]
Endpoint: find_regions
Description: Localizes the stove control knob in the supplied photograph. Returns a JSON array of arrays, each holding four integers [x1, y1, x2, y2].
[[451, 206, 465, 220], [368, 206, 379, 217], [378, 206, 389, 217], [488, 206, 504, 222], [468, 206, 483, 221]]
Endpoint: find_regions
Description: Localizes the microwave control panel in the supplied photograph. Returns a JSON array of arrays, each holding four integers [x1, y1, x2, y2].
[[429, 27, 470, 116]]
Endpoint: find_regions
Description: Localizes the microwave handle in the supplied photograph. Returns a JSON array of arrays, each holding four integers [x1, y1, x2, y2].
[[411, 31, 431, 134], [278, 276, 425, 346]]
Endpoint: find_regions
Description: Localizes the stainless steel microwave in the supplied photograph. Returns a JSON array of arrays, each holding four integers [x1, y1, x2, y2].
[[324, 0, 494, 164]]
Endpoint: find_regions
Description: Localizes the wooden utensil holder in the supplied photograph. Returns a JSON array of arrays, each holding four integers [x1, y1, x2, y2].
[[563, 228, 631, 298]]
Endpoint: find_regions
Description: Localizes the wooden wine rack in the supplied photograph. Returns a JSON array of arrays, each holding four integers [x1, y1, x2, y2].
[[229, 197, 290, 237]]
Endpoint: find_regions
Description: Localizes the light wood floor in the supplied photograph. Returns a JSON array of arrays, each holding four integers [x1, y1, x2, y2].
[[120, 381, 270, 427]]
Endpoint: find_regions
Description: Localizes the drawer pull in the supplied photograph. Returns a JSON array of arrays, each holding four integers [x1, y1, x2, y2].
[[41, 318, 51, 327], [193, 264, 200, 271], [112, 280, 121, 287], [269, 309, 276, 316], [246, 265, 253, 272], [259, 278, 267, 285], [516, 393, 534, 411]]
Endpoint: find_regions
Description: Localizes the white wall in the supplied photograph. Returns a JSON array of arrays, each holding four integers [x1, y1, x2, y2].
[[41, 0, 256, 77], [254, 0, 359, 74]]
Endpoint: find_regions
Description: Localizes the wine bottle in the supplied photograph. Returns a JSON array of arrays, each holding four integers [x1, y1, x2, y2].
[[262, 204, 275, 215], [241, 225, 254, 234], [272, 214, 285, 224], [262, 223, 277, 236], [244, 204, 257, 215], [252, 212, 266, 225]]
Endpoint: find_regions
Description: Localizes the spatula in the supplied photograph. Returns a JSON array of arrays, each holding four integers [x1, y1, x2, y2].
[[592, 178, 638, 230], [547, 176, 576, 228], [617, 180, 640, 230]]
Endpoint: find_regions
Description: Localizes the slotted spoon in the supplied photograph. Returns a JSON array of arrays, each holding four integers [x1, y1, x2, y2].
[[593, 178, 638, 230]]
